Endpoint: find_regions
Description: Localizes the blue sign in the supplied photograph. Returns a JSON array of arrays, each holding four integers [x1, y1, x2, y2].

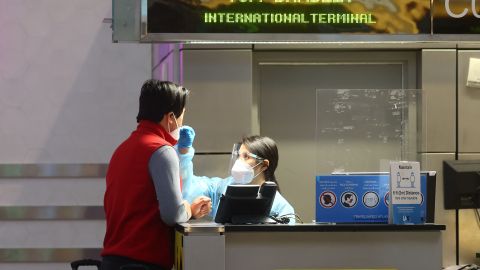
[[315, 174, 427, 223]]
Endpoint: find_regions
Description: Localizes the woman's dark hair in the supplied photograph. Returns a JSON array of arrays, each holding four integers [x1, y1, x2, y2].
[[242, 135, 280, 192], [136, 79, 189, 123]]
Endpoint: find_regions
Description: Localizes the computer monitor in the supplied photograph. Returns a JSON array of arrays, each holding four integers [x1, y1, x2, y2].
[[214, 182, 277, 224], [443, 160, 480, 209]]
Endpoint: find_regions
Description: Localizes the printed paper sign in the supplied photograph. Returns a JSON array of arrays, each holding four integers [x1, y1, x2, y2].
[[467, 58, 480, 88], [389, 161, 423, 224]]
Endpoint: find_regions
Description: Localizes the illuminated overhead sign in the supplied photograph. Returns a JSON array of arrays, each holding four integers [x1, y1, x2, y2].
[[433, 0, 480, 34], [147, 0, 431, 35], [121, 0, 480, 42]]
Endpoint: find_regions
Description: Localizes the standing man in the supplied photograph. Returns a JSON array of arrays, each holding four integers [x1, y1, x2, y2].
[[102, 80, 211, 270]]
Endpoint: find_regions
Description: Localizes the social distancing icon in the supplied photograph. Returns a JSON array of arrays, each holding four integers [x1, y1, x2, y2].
[[319, 191, 337, 208]]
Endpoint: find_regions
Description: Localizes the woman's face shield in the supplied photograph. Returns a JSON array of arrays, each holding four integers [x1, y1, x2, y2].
[[228, 143, 264, 174], [228, 143, 241, 174]]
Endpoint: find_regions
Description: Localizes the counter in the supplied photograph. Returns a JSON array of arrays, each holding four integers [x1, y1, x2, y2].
[[175, 221, 445, 270]]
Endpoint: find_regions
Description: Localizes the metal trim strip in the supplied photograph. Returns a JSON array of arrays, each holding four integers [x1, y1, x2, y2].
[[0, 164, 108, 178], [176, 223, 225, 235], [141, 33, 480, 43], [0, 248, 101, 262], [0, 206, 105, 220]]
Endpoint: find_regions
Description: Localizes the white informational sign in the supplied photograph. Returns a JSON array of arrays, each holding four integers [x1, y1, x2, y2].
[[467, 58, 480, 88], [389, 161, 423, 224]]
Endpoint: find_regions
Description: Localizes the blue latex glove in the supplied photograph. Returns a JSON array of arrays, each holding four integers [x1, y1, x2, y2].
[[178, 125, 196, 148]]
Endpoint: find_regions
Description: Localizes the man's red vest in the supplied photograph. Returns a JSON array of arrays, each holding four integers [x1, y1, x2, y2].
[[102, 120, 179, 268]]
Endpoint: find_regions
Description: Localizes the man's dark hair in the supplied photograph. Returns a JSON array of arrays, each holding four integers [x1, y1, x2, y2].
[[136, 79, 189, 123]]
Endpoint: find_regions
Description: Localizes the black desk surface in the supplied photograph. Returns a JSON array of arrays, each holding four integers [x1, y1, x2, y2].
[[223, 223, 446, 232], [176, 221, 445, 233]]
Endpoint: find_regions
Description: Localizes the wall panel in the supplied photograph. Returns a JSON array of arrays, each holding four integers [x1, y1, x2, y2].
[[420, 50, 457, 153], [458, 51, 480, 152], [182, 49, 253, 153]]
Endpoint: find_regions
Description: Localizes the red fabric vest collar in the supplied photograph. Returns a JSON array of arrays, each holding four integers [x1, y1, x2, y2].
[[137, 120, 178, 146]]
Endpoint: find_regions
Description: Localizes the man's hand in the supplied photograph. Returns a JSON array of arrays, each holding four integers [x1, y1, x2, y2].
[[190, 196, 212, 219]]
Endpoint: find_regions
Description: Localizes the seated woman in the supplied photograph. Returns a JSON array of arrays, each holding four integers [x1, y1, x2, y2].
[[177, 126, 295, 223]]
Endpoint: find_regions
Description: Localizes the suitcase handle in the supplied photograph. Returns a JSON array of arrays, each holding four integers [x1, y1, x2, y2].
[[120, 264, 148, 270], [70, 259, 101, 270]]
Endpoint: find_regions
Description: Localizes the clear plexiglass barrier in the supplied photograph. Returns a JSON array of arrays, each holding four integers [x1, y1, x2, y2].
[[316, 89, 422, 175]]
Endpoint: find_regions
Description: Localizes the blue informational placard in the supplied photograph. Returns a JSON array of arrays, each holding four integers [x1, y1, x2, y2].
[[315, 174, 427, 223]]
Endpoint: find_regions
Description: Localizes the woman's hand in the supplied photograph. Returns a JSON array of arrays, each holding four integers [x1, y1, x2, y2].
[[178, 126, 196, 154]]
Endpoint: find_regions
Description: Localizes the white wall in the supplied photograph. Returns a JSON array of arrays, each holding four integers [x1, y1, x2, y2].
[[0, 1, 150, 269], [0, 0, 150, 163]]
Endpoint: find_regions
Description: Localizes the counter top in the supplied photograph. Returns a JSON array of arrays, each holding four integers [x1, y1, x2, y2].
[[176, 221, 445, 234]]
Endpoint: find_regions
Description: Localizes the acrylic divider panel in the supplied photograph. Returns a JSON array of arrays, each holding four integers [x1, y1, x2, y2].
[[315, 89, 422, 175], [314, 89, 423, 223]]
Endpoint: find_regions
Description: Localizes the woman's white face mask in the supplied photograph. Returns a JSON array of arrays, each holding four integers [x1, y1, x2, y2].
[[231, 159, 262, 184]]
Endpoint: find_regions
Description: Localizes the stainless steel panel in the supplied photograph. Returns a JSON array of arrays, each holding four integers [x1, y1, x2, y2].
[[420, 50, 457, 153], [182, 49, 253, 153], [225, 231, 442, 270], [143, 33, 480, 43], [420, 152, 456, 267], [0, 248, 100, 263], [458, 51, 480, 152], [0, 164, 107, 178], [458, 153, 480, 160], [254, 42, 459, 50], [184, 44, 253, 50], [458, 43, 480, 49], [183, 234, 225, 270], [0, 206, 104, 220], [112, 0, 141, 42], [185, 42, 480, 50]]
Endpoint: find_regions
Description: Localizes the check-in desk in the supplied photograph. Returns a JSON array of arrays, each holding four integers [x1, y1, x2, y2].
[[175, 222, 445, 270]]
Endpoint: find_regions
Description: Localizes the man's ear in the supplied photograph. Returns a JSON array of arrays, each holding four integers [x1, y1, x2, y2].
[[167, 112, 176, 123]]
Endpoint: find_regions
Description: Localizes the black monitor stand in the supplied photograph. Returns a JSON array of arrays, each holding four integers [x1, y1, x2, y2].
[[215, 182, 277, 225], [231, 214, 277, 225]]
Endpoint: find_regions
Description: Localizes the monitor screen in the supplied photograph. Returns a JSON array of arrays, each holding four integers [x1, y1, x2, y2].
[[214, 182, 277, 224], [443, 160, 480, 209], [223, 184, 259, 198]]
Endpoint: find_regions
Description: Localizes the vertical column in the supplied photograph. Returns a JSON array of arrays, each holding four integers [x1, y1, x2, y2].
[[420, 49, 457, 266]]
